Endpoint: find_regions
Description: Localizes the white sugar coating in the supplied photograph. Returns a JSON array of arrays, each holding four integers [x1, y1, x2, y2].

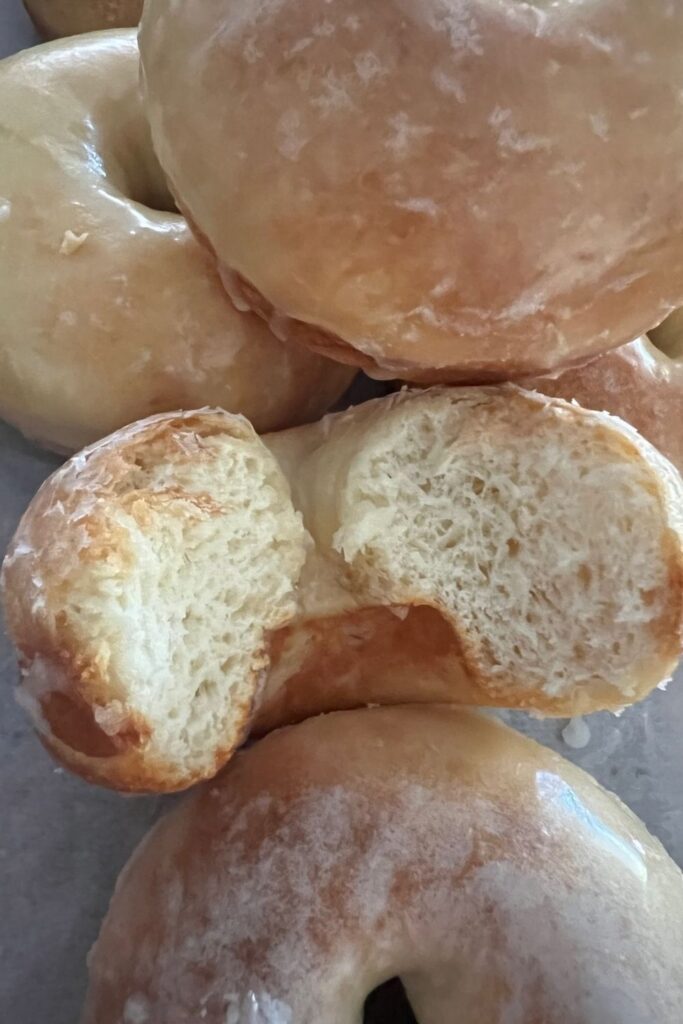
[[87, 704, 683, 1024], [122, 995, 150, 1024]]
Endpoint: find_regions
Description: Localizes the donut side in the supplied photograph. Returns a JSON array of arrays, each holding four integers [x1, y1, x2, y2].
[[521, 336, 683, 475]]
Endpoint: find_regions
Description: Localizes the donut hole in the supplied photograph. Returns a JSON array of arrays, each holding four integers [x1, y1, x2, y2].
[[124, 170, 178, 214], [94, 93, 180, 215], [364, 978, 417, 1024], [649, 310, 683, 361], [110, 141, 179, 215]]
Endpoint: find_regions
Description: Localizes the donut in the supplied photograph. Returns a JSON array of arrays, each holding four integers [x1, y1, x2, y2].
[[0, 31, 354, 454], [4, 387, 682, 792], [82, 706, 683, 1023], [521, 335, 683, 475], [139, 0, 683, 383], [23, 0, 142, 38]]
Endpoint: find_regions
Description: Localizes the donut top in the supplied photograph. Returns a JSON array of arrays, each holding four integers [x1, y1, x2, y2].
[[83, 708, 683, 1023], [140, 0, 683, 380]]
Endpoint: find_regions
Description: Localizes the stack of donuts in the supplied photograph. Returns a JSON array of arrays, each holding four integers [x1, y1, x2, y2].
[[3, 2, 683, 1020]]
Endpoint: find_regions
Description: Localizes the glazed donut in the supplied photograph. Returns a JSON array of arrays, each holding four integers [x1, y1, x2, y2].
[[4, 387, 682, 792], [139, 0, 683, 383], [23, 0, 142, 38], [82, 706, 683, 1023], [0, 31, 354, 454], [522, 335, 683, 475]]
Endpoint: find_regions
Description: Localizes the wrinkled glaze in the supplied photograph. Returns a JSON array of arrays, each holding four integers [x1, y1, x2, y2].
[[82, 707, 683, 1023], [0, 31, 353, 453]]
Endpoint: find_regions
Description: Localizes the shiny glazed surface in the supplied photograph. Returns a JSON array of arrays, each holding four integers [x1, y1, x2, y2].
[[140, 0, 683, 381], [0, 30, 353, 453], [83, 706, 683, 1023]]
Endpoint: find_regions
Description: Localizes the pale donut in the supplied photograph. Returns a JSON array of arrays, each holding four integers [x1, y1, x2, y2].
[[23, 0, 142, 38], [82, 706, 683, 1023], [522, 335, 683, 475], [3, 388, 682, 792], [139, 0, 683, 383], [0, 31, 354, 454]]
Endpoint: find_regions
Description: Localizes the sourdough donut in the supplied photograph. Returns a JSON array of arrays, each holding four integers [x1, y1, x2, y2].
[[23, 0, 142, 38], [139, 0, 683, 383], [3, 387, 682, 792], [522, 335, 683, 475], [0, 31, 353, 454], [82, 706, 683, 1023]]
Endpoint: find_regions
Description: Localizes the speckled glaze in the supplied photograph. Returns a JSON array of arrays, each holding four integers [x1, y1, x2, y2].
[[140, 0, 683, 381], [82, 706, 683, 1023], [0, 30, 353, 453]]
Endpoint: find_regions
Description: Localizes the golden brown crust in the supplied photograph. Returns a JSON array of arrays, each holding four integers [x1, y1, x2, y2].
[[0, 32, 354, 454], [83, 706, 683, 1023], [23, 0, 142, 38], [254, 605, 642, 736], [522, 337, 683, 475]]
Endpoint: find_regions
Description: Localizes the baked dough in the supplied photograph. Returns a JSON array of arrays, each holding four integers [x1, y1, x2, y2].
[[3, 387, 681, 792], [522, 335, 683, 474], [82, 706, 683, 1023], [0, 31, 353, 453], [139, 0, 683, 381], [23, 0, 142, 38]]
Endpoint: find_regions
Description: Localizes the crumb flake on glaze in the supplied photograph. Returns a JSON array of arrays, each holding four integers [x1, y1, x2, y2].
[[140, 0, 683, 381], [82, 708, 683, 1023], [3, 388, 683, 792], [522, 335, 683, 474], [0, 31, 353, 454]]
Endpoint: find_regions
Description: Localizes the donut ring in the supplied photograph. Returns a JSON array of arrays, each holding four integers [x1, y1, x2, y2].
[[140, 0, 683, 382], [0, 31, 354, 454], [23, 0, 142, 38], [4, 388, 681, 792], [522, 334, 683, 475], [82, 706, 683, 1023]]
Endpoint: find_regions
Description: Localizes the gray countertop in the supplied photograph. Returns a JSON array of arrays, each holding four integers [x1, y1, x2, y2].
[[1, 6, 682, 1023]]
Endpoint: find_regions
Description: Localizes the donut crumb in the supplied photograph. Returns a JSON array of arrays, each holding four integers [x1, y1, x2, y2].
[[59, 229, 89, 255], [562, 717, 591, 750]]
